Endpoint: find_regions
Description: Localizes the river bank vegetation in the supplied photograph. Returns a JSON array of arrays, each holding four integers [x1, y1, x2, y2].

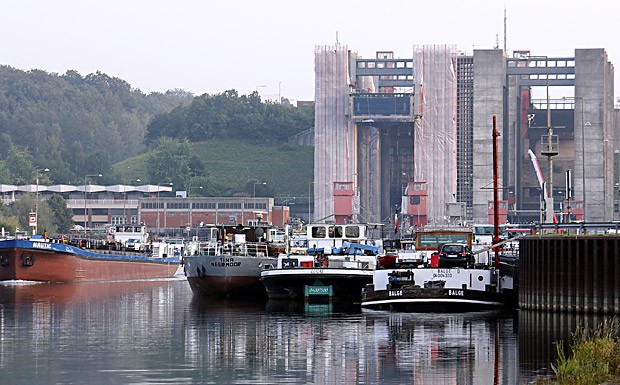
[[538, 319, 620, 384]]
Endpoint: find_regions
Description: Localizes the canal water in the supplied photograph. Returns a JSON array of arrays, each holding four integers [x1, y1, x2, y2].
[[0, 274, 613, 384]]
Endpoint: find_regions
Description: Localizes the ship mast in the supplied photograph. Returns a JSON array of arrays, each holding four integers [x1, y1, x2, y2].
[[492, 115, 500, 270]]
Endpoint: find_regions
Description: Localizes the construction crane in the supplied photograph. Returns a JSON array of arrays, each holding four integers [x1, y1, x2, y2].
[[528, 149, 557, 223]]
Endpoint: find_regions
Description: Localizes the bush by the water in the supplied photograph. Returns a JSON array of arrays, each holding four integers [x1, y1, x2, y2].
[[541, 319, 620, 384]]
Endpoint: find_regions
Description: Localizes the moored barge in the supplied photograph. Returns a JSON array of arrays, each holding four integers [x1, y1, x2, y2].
[[0, 238, 180, 283]]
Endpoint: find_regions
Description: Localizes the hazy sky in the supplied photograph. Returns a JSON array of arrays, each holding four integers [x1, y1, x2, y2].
[[2, 1, 617, 102]]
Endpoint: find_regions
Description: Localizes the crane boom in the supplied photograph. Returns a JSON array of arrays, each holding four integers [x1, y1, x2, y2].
[[528, 149, 548, 199]]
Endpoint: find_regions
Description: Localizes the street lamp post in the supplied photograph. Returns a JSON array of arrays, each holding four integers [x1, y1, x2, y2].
[[124, 178, 140, 225], [308, 181, 315, 223], [563, 96, 587, 222], [34, 168, 49, 236], [84, 174, 102, 233], [583, 121, 590, 221], [188, 186, 203, 232], [253, 182, 266, 198], [157, 183, 173, 236], [157, 190, 160, 235], [541, 57, 556, 223], [122, 184, 127, 225], [250, 182, 266, 227], [568, 94, 587, 221], [529, 55, 556, 223]]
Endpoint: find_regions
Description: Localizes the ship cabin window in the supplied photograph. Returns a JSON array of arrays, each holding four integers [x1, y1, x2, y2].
[[344, 225, 360, 238], [328, 226, 343, 238], [311, 226, 326, 238]]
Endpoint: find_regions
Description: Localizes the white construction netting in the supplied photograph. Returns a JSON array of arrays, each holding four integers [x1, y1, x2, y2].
[[413, 45, 458, 224]]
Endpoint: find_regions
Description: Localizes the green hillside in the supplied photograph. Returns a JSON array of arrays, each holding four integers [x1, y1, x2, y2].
[[0, 67, 315, 194], [115, 139, 314, 196]]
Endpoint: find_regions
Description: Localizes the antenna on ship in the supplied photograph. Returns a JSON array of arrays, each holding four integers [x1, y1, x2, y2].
[[504, 5, 507, 55]]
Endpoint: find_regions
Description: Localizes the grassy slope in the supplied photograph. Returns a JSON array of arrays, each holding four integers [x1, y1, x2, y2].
[[116, 139, 314, 196]]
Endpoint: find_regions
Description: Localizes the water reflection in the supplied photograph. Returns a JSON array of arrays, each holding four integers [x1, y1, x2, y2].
[[186, 297, 520, 384], [0, 279, 189, 384], [361, 310, 519, 385], [0, 279, 547, 384], [265, 299, 362, 315], [519, 309, 620, 380]]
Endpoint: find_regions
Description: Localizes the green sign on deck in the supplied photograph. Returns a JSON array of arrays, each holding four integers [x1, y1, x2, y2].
[[305, 285, 333, 297]]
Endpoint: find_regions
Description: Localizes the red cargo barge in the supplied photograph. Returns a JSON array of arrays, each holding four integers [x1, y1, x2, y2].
[[0, 239, 180, 283]]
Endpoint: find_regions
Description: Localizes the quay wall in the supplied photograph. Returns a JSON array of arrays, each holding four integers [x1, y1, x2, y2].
[[519, 236, 620, 313]]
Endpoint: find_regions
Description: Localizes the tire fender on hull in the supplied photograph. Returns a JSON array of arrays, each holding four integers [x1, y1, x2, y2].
[[21, 253, 36, 267]]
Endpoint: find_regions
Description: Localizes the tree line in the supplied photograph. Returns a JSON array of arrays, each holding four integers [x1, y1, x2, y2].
[[145, 89, 313, 144], [0, 65, 192, 185]]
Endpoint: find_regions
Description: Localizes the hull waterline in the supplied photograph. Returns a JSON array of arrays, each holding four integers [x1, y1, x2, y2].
[[261, 268, 374, 302], [184, 253, 276, 297], [361, 267, 517, 312]]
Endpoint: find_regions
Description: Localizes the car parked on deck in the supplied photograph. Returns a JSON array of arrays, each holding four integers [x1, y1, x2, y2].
[[438, 243, 474, 268], [125, 238, 145, 251]]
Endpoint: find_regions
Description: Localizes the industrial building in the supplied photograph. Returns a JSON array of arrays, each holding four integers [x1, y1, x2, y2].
[[0, 184, 287, 237], [312, 45, 617, 227]]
